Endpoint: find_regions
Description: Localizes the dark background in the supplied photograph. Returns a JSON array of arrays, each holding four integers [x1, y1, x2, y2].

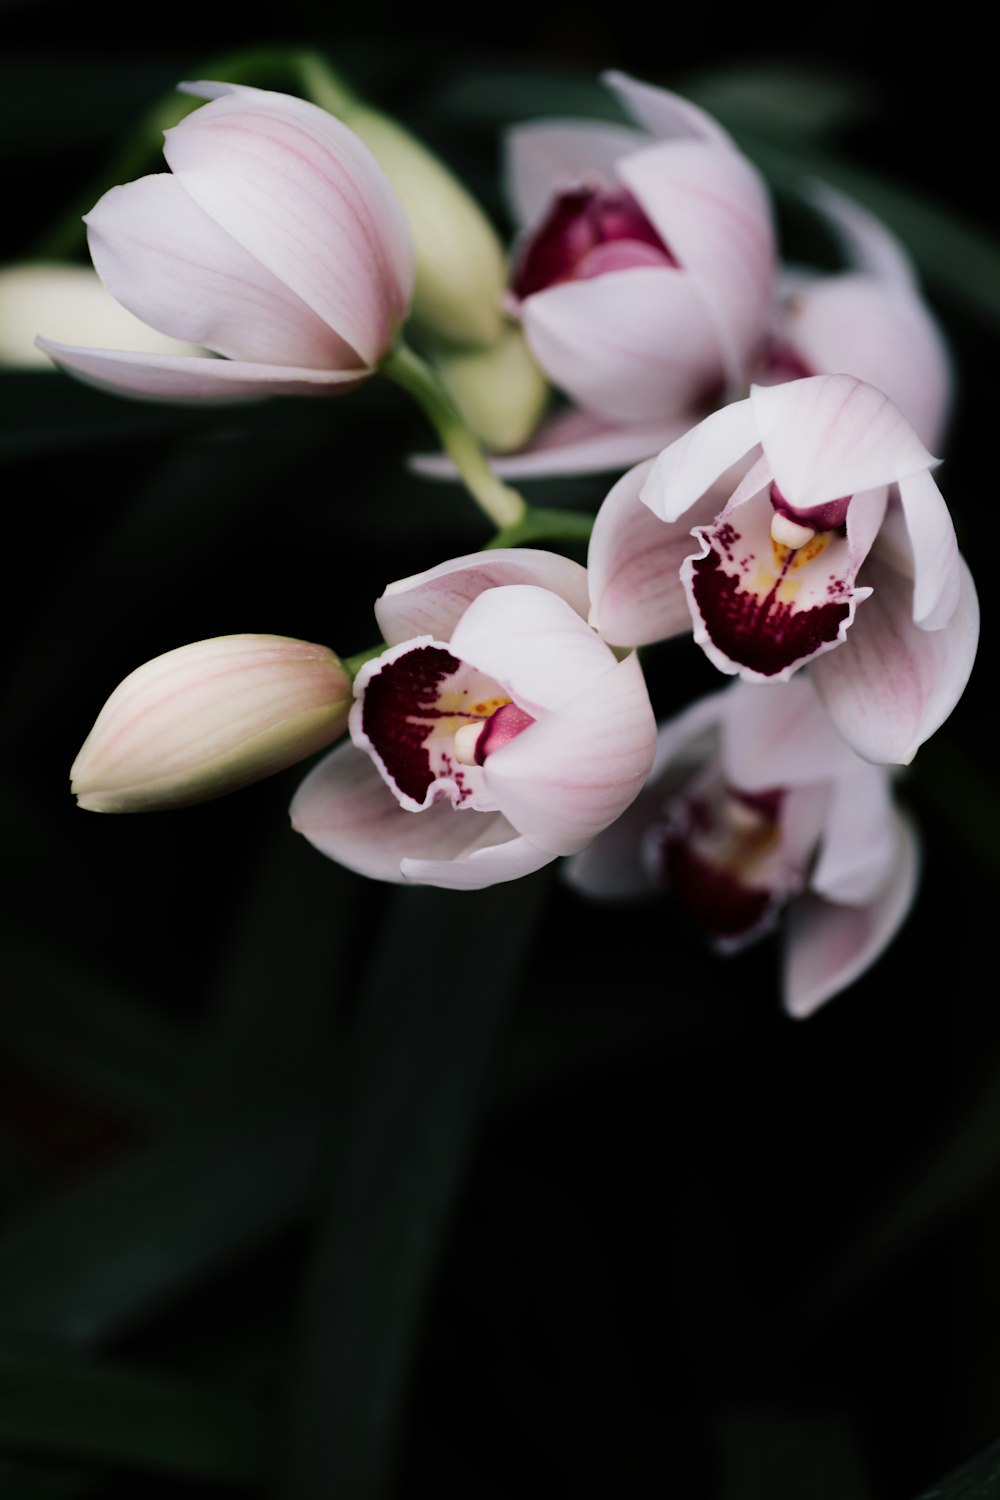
[[0, 2, 996, 1496]]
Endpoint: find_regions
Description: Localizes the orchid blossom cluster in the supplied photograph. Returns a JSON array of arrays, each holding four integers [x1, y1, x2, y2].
[[49, 64, 979, 1016]]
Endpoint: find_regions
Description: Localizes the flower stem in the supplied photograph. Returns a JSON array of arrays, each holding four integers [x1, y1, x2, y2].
[[381, 342, 527, 532]]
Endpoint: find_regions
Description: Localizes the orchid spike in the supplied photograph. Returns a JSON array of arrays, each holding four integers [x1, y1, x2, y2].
[[37, 83, 414, 403], [290, 550, 656, 889]]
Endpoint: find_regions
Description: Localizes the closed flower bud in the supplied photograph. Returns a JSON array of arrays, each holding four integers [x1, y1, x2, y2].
[[345, 106, 507, 349], [430, 324, 550, 453], [0, 263, 205, 370], [71, 635, 352, 813]]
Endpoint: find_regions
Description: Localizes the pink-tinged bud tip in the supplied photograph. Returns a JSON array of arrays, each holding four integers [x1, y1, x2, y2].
[[71, 634, 352, 812]]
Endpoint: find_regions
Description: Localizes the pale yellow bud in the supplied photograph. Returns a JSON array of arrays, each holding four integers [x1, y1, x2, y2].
[[0, 263, 207, 370], [431, 323, 550, 454], [347, 108, 507, 349], [71, 635, 352, 812]]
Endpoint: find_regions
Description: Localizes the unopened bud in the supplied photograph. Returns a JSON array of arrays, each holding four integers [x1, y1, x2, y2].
[[431, 323, 550, 453], [71, 634, 352, 812], [0, 263, 206, 370], [346, 107, 507, 349]]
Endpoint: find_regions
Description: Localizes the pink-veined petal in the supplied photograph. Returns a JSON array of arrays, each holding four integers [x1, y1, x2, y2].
[[601, 71, 734, 147], [290, 739, 520, 884], [782, 811, 919, 1018], [163, 85, 414, 366], [640, 398, 759, 522], [810, 764, 898, 904], [35, 339, 367, 403], [520, 266, 722, 424], [810, 550, 979, 764], [85, 175, 358, 368], [749, 375, 937, 507], [897, 467, 961, 629], [777, 274, 953, 451], [807, 181, 917, 289], [504, 119, 647, 228], [448, 585, 617, 716], [720, 675, 861, 789], [375, 549, 590, 645], [409, 408, 690, 482], [588, 457, 726, 646], [400, 832, 556, 889], [618, 139, 775, 379], [682, 485, 869, 681], [484, 650, 656, 855]]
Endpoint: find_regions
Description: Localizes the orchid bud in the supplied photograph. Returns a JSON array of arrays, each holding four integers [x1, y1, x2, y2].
[[0, 263, 205, 370], [344, 106, 507, 349], [430, 324, 550, 453], [71, 635, 352, 813]]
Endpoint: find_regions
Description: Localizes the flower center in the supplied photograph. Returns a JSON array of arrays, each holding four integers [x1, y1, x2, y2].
[[654, 781, 785, 944], [453, 700, 536, 765], [768, 482, 851, 550], [512, 186, 677, 299]]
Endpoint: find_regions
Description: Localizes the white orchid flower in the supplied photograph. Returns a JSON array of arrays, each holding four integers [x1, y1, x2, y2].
[[567, 675, 920, 1017], [290, 550, 656, 890], [37, 83, 414, 403]]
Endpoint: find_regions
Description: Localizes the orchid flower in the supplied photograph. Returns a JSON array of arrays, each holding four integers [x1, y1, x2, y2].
[[503, 71, 775, 433], [761, 185, 953, 451], [37, 82, 414, 403], [589, 373, 978, 765], [567, 675, 920, 1017], [290, 550, 656, 890]]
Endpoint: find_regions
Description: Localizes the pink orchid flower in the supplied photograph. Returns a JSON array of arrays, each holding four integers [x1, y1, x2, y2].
[[760, 185, 953, 452], [567, 675, 920, 1017], [589, 373, 979, 765], [37, 82, 414, 403], [290, 550, 656, 890], [503, 72, 776, 432]]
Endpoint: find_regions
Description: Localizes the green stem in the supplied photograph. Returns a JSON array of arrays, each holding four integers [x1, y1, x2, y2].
[[342, 643, 387, 680], [380, 342, 527, 531], [488, 506, 595, 550]]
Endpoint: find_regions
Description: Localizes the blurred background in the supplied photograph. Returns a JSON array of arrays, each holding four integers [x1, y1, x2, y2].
[[0, 2, 996, 1496]]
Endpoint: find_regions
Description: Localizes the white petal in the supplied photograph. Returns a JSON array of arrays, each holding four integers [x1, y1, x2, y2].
[[35, 339, 366, 403], [409, 408, 690, 481], [85, 175, 358, 369], [400, 833, 556, 889], [448, 585, 617, 715], [290, 739, 520, 884], [503, 119, 647, 228], [720, 676, 861, 790], [163, 85, 414, 365], [375, 549, 590, 646], [640, 398, 759, 522], [810, 550, 979, 765], [897, 467, 961, 629], [588, 457, 725, 646], [810, 765, 898, 904], [749, 375, 937, 507], [520, 267, 722, 424], [807, 181, 917, 288], [618, 139, 775, 380], [783, 811, 919, 1017], [484, 651, 656, 855], [776, 273, 953, 451], [601, 71, 734, 147]]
